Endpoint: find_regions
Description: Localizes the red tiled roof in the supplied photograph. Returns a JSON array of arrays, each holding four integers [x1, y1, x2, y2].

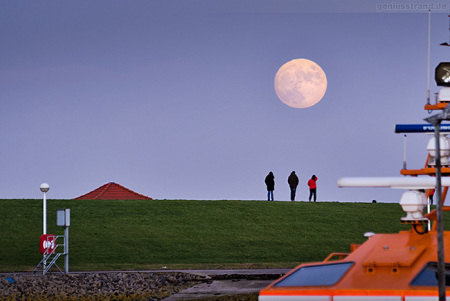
[[74, 182, 152, 200]]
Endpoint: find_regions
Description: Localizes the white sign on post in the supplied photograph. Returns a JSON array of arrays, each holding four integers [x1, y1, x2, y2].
[[56, 209, 70, 227]]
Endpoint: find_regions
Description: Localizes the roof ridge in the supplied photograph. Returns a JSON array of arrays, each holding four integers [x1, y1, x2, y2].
[[94, 182, 113, 199]]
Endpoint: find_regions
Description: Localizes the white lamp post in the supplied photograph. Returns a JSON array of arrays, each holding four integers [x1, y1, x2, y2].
[[40, 183, 50, 234]]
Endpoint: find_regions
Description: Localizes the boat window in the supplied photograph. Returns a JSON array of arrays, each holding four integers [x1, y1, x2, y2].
[[411, 262, 450, 286], [273, 262, 354, 287]]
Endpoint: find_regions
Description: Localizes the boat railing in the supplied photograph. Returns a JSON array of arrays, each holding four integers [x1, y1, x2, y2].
[[425, 205, 450, 231], [323, 252, 350, 262]]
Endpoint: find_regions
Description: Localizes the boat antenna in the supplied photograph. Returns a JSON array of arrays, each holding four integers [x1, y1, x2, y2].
[[403, 134, 407, 170], [427, 10, 431, 106], [427, 10, 431, 105]]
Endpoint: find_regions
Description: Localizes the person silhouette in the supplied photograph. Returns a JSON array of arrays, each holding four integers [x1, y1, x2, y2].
[[288, 171, 299, 202], [265, 172, 275, 201], [308, 175, 318, 202], [429, 188, 435, 205]]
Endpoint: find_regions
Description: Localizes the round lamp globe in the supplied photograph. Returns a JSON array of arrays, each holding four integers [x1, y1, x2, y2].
[[40, 183, 50, 193]]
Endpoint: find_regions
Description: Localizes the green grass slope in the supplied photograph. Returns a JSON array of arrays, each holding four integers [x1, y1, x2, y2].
[[0, 199, 420, 272]]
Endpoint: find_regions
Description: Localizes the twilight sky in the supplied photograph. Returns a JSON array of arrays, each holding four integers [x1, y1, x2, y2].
[[1, 0, 449, 202]]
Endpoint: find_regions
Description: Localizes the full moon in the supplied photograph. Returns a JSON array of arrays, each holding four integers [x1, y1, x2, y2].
[[274, 58, 327, 109]]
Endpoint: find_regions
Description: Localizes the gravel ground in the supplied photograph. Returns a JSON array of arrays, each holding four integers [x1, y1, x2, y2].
[[0, 272, 206, 301]]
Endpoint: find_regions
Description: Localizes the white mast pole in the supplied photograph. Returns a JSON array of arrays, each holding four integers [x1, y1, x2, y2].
[[40, 183, 50, 234]]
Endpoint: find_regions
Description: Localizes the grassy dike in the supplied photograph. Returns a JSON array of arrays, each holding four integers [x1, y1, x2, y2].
[[0, 199, 422, 272]]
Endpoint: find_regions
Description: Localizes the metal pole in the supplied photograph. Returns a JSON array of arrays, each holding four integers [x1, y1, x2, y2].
[[403, 134, 407, 169], [42, 192, 47, 272], [433, 122, 446, 301], [427, 10, 431, 105], [43, 191, 47, 235], [64, 226, 69, 273]]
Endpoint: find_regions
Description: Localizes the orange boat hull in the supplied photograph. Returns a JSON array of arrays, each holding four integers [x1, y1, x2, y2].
[[259, 229, 450, 300]]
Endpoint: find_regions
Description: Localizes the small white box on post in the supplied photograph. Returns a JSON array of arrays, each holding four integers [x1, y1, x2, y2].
[[57, 209, 70, 227]]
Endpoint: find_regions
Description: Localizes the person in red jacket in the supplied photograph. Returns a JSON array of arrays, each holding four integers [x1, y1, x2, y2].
[[307, 175, 318, 202], [429, 188, 435, 205]]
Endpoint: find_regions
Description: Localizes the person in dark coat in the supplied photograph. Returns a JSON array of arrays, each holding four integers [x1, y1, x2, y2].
[[288, 171, 299, 202], [265, 172, 275, 201]]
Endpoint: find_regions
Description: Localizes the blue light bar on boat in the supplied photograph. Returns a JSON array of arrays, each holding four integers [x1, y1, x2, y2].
[[394, 124, 450, 133]]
